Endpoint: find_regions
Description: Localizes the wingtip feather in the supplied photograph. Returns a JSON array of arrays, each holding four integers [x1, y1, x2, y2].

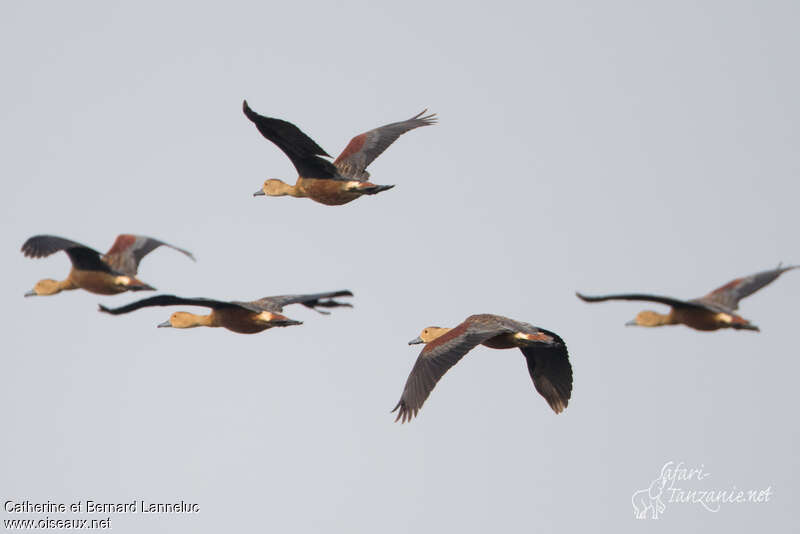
[[242, 99, 255, 120], [410, 109, 437, 124]]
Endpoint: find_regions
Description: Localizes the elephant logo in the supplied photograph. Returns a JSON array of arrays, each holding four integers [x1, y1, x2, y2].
[[631, 463, 671, 519]]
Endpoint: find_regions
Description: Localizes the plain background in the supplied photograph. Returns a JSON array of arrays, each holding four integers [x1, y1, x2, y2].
[[2, 1, 798, 532]]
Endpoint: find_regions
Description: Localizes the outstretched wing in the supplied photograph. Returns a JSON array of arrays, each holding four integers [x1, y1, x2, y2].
[[392, 317, 511, 423], [242, 100, 342, 180], [248, 290, 353, 314], [334, 110, 437, 180], [520, 329, 572, 414], [99, 294, 241, 315], [21, 235, 112, 273], [576, 292, 714, 311], [693, 265, 799, 311], [103, 234, 195, 276]]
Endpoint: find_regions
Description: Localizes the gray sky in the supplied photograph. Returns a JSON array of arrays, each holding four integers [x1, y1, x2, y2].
[[2, 1, 798, 532]]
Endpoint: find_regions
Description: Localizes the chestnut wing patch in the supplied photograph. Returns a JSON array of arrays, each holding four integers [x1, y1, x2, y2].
[[334, 110, 436, 180], [104, 235, 195, 276], [694, 265, 799, 311]]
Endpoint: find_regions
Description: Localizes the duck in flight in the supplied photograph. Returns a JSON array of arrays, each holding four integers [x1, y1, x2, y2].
[[22, 234, 195, 297], [243, 100, 436, 206], [392, 314, 572, 423], [99, 290, 353, 334], [576, 264, 798, 332]]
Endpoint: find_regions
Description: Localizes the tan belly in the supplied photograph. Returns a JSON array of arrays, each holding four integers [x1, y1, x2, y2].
[[215, 308, 271, 334], [672, 308, 726, 331], [69, 269, 128, 295], [298, 178, 360, 206]]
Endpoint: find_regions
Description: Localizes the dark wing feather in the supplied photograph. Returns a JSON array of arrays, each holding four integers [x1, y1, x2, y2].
[[248, 290, 353, 314], [242, 100, 342, 180], [103, 234, 195, 276], [98, 294, 240, 315], [693, 265, 799, 311], [21, 235, 111, 273], [334, 110, 437, 180], [520, 329, 572, 414], [575, 292, 714, 311], [391, 317, 511, 423]]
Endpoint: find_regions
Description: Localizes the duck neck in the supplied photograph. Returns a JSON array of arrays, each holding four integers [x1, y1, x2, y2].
[[58, 279, 77, 293], [650, 311, 678, 327], [664, 310, 680, 326], [182, 312, 218, 328], [162, 311, 219, 329], [37, 278, 78, 296], [278, 180, 306, 198]]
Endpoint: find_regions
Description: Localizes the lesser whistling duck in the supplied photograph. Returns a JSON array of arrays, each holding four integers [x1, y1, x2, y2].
[[392, 314, 573, 423], [576, 264, 799, 332], [99, 290, 353, 334], [22, 234, 195, 297], [243, 100, 436, 206]]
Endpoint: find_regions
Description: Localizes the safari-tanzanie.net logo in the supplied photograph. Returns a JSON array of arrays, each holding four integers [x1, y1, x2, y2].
[[631, 461, 773, 520]]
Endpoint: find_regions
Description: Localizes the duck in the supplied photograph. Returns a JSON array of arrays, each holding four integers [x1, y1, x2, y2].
[[392, 314, 572, 423], [99, 290, 353, 334], [576, 264, 798, 331], [22, 234, 195, 297], [243, 100, 436, 206]]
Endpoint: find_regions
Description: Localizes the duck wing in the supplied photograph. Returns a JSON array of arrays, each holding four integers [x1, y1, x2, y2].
[[692, 265, 799, 311], [99, 294, 242, 315], [103, 234, 195, 276], [576, 292, 715, 311], [392, 315, 515, 423], [243, 100, 343, 180], [248, 290, 353, 314], [519, 329, 572, 414], [334, 110, 437, 180], [22, 235, 111, 273]]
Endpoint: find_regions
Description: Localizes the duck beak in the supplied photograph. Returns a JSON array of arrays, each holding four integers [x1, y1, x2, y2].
[[253, 190, 265, 197], [130, 283, 156, 291], [24, 289, 37, 297], [408, 336, 424, 345], [157, 320, 172, 328]]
